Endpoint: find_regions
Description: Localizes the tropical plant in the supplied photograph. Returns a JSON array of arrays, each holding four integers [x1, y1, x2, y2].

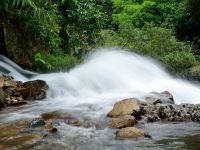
[[0, 0, 36, 56], [58, 0, 108, 55]]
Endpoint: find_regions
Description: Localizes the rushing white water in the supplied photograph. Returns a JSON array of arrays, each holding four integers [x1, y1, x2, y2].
[[1, 48, 200, 121], [0, 55, 37, 81], [34, 48, 200, 104], [2, 48, 200, 150]]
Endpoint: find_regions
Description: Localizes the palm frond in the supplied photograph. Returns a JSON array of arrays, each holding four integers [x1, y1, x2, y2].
[[8, 0, 36, 9]]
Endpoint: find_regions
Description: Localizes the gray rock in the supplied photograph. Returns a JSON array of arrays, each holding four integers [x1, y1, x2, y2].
[[0, 89, 6, 108], [145, 91, 174, 105], [30, 118, 46, 128]]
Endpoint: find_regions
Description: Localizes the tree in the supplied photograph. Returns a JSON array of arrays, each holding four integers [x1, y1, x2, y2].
[[58, 0, 108, 55], [0, 0, 36, 56]]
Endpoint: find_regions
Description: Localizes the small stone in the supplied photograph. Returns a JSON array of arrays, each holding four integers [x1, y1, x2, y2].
[[116, 127, 147, 139], [29, 118, 45, 128], [108, 115, 136, 129], [65, 119, 82, 127], [49, 127, 58, 133]]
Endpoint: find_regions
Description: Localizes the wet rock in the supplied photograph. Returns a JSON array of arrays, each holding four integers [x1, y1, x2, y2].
[[0, 89, 6, 108], [107, 98, 140, 117], [116, 127, 148, 139], [41, 111, 73, 120], [49, 127, 58, 133], [5, 95, 27, 106], [107, 91, 200, 124], [157, 104, 190, 121], [51, 119, 64, 127], [186, 104, 200, 122], [0, 75, 33, 109], [65, 119, 82, 127], [161, 91, 174, 100], [29, 118, 46, 128], [138, 104, 160, 123], [108, 115, 136, 129], [81, 119, 93, 128], [42, 111, 83, 127], [145, 96, 162, 105], [145, 91, 174, 105], [138, 102, 200, 123], [0, 79, 4, 88], [4, 87, 21, 97], [20, 80, 48, 100], [44, 122, 58, 134], [0, 120, 43, 150]]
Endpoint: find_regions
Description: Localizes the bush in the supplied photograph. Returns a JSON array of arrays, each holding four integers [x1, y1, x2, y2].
[[163, 51, 197, 74], [34, 52, 79, 72], [97, 24, 198, 75]]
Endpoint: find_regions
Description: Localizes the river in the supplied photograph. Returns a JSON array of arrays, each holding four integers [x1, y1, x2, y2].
[[1, 48, 200, 150]]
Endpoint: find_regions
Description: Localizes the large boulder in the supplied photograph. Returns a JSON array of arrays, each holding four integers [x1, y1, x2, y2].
[[116, 127, 148, 139], [19, 80, 48, 100], [108, 115, 136, 129], [107, 98, 140, 117]]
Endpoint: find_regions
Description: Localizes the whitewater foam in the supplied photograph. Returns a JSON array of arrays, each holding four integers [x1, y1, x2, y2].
[[32, 48, 200, 105], [1, 48, 200, 121]]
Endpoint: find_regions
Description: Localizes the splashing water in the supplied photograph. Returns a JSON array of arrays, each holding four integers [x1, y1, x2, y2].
[[2, 48, 200, 150], [35, 48, 200, 104], [1, 48, 200, 120]]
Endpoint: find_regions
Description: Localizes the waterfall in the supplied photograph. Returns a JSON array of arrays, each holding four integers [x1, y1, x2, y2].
[[1, 48, 200, 121]]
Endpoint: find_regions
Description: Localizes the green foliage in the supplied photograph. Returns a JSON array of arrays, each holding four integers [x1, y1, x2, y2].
[[163, 51, 197, 73], [113, 0, 162, 28], [34, 52, 78, 72], [1, 0, 200, 76], [104, 0, 200, 75], [59, 0, 108, 54], [112, 0, 189, 29], [98, 24, 197, 75], [34, 52, 47, 65], [0, 0, 36, 12], [17, 1, 61, 53]]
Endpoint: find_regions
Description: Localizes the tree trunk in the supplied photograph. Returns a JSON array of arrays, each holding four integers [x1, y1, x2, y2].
[[0, 15, 8, 57]]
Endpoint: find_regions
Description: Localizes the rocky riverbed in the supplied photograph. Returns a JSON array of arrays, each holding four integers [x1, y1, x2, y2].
[[1, 75, 200, 149], [107, 91, 200, 140], [0, 75, 48, 108]]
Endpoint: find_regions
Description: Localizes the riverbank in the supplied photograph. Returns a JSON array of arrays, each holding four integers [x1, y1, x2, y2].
[[0, 75, 48, 109]]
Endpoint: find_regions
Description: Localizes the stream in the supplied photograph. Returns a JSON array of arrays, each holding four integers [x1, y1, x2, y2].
[[1, 48, 200, 150]]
